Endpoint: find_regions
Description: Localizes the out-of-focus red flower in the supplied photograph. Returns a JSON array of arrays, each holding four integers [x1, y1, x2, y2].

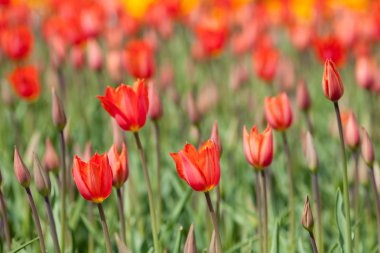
[[72, 153, 113, 203], [123, 39, 155, 79], [8, 65, 40, 101], [322, 59, 344, 101], [344, 112, 360, 150], [252, 42, 279, 83], [296, 79, 311, 111], [148, 82, 163, 121], [86, 39, 103, 71], [108, 144, 129, 188], [194, 14, 228, 57], [333, 10, 357, 48], [361, 127, 375, 167], [289, 23, 312, 51], [98, 80, 149, 132], [314, 35, 346, 67], [106, 50, 123, 83], [118, 10, 140, 36], [231, 24, 258, 55], [355, 56, 376, 90], [1, 25, 33, 61], [265, 92, 293, 131], [243, 125, 273, 170], [170, 139, 220, 192], [71, 45, 85, 70], [80, 2, 106, 39]]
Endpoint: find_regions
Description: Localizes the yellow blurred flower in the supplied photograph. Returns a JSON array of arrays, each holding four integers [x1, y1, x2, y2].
[[120, 0, 155, 19], [290, 0, 315, 22], [180, 0, 199, 16]]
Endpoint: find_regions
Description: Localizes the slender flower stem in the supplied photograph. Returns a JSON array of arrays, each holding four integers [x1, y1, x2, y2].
[[368, 167, 380, 253], [309, 231, 319, 253], [312, 173, 323, 253], [133, 132, 160, 253], [153, 121, 162, 228], [281, 132, 295, 251], [216, 185, 221, 221], [88, 203, 94, 253], [333, 102, 352, 253], [97, 204, 112, 253], [59, 130, 67, 253], [204, 192, 222, 253], [261, 170, 268, 253], [44, 197, 60, 253], [352, 151, 360, 253], [255, 171, 263, 253], [0, 190, 11, 251], [116, 188, 126, 244], [304, 111, 314, 134], [25, 187, 46, 253]]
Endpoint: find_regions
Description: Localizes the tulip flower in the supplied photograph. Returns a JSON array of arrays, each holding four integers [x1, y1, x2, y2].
[[361, 128, 375, 167], [98, 80, 149, 132], [264, 92, 293, 131], [322, 59, 344, 102], [355, 56, 375, 90], [252, 45, 279, 83], [170, 139, 222, 252], [123, 39, 155, 79], [302, 196, 318, 253], [297, 80, 313, 132], [108, 144, 129, 188], [1, 25, 33, 61], [43, 138, 60, 174], [72, 153, 113, 252], [211, 121, 223, 156], [345, 112, 360, 150], [148, 83, 163, 121], [8, 65, 40, 101]]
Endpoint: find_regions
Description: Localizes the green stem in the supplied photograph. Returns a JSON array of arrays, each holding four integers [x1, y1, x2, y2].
[[261, 171, 268, 253], [255, 171, 263, 253], [44, 197, 60, 253], [309, 231, 319, 253], [97, 204, 112, 253], [88, 203, 94, 253], [333, 102, 352, 253], [26, 187, 46, 252], [153, 121, 162, 229], [368, 167, 380, 253], [59, 130, 67, 253], [116, 188, 126, 244], [352, 151, 360, 253], [281, 132, 295, 252], [133, 132, 160, 253], [0, 190, 11, 251], [312, 173, 323, 253], [204, 192, 222, 253], [216, 185, 221, 222]]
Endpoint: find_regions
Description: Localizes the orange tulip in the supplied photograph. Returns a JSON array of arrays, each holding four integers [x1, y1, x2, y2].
[[98, 80, 149, 132], [108, 144, 129, 188], [264, 92, 293, 131], [8, 65, 40, 101], [1, 25, 33, 61], [72, 153, 113, 203], [170, 140, 220, 192], [123, 39, 155, 79], [322, 59, 344, 102], [243, 125, 273, 169]]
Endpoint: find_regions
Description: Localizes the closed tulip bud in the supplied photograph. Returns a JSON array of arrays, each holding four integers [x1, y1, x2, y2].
[[87, 39, 103, 71], [322, 59, 344, 101], [170, 140, 220, 192], [243, 125, 273, 170], [43, 138, 59, 173], [52, 88, 66, 131], [355, 56, 375, 90], [148, 83, 163, 121], [296, 79, 311, 111], [210, 121, 222, 156], [14, 147, 31, 188], [186, 92, 201, 125], [302, 196, 314, 232], [264, 92, 293, 131], [345, 112, 360, 150], [184, 224, 197, 253], [361, 127, 375, 167], [303, 131, 319, 172], [33, 153, 51, 197], [108, 144, 129, 188]]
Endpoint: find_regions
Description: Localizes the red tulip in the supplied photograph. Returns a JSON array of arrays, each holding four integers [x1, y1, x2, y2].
[[148, 83, 163, 121], [264, 92, 293, 131], [1, 25, 33, 61], [344, 112, 360, 150], [170, 140, 220, 192], [14, 147, 31, 188], [322, 59, 344, 102], [8, 65, 40, 101], [98, 80, 149, 132], [72, 153, 113, 203], [108, 144, 129, 188], [210, 121, 223, 156], [123, 39, 155, 79], [252, 45, 279, 83], [355, 56, 375, 90], [243, 125, 273, 169], [314, 35, 346, 67]]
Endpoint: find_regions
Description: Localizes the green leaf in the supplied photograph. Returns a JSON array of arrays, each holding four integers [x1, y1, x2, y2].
[[327, 241, 340, 253], [10, 237, 39, 253], [270, 220, 280, 253], [173, 225, 184, 253], [335, 189, 346, 253]]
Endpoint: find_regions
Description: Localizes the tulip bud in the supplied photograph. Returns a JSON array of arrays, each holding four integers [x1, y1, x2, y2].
[[210, 121, 222, 156], [355, 56, 375, 90], [302, 195, 314, 232], [184, 224, 197, 253], [322, 59, 344, 101], [71, 45, 84, 70], [112, 120, 125, 152], [43, 138, 59, 173], [148, 83, 163, 121], [296, 79, 311, 111], [86, 39, 103, 72], [52, 88, 66, 131], [186, 92, 201, 125], [344, 112, 360, 150], [14, 147, 31, 188], [303, 131, 319, 172], [33, 153, 51, 197], [361, 127, 375, 167]]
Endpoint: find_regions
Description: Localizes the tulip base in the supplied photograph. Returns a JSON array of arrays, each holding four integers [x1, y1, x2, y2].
[[261, 171, 268, 253], [44, 197, 60, 253], [204, 192, 222, 253], [309, 231, 319, 253], [26, 187, 46, 253], [97, 203, 112, 253]]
